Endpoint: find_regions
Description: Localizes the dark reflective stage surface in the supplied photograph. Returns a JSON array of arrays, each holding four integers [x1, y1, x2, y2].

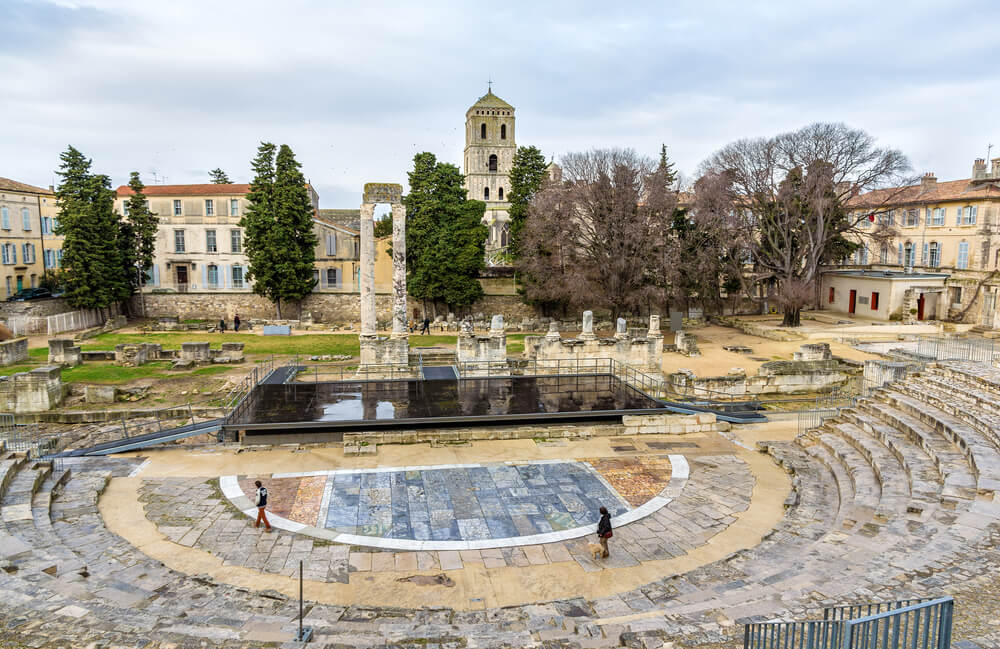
[[238, 375, 662, 424]]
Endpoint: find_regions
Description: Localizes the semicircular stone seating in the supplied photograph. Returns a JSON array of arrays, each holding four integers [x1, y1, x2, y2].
[[1, 359, 1000, 647]]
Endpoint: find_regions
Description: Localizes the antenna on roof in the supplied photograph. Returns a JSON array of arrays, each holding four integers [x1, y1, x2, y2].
[[988, 143, 994, 162]]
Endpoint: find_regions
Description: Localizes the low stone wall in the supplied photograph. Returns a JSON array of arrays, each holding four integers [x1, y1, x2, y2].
[[0, 297, 72, 318], [0, 338, 28, 366], [339, 411, 722, 449], [670, 355, 851, 397], [0, 366, 63, 412], [133, 291, 541, 325], [48, 339, 81, 366], [524, 312, 664, 372]]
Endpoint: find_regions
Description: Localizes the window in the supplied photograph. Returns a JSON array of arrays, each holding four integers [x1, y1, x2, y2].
[[206, 230, 217, 253], [21, 243, 34, 264], [498, 187, 504, 200], [963, 205, 977, 225], [1, 207, 9, 230], [957, 241, 969, 269], [21, 208, 30, 231], [232, 265, 244, 288], [327, 268, 340, 287], [828, 287, 835, 303], [871, 292, 879, 310], [2, 243, 15, 264], [932, 207, 945, 226], [880, 245, 889, 264], [860, 212, 872, 228], [488, 154, 498, 172], [855, 245, 868, 265], [206, 264, 219, 287], [41, 217, 52, 234], [500, 124, 506, 139], [173, 200, 182, 216], [44, 249, 56, 269], [174, 230, 186, 253], [480, 123, 486, 139], [484, 187, 490, 200], [230, 229, 242, 253], [951, 287, 963, 305], [122, 201, 129, 216], [230, 199, 239, 216], [500, 223, 510, 248], [904, 209, 918, 227], [325, 233, 337, 256], [312, 269, 320, 289], [205, 199, 214, 216], [903, 242, 914, 267]]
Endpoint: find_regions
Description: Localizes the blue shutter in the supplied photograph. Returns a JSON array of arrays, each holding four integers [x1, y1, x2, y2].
[[972, 206, 978, 223], [922, 243, 928, 265], [201, 264, 207, 289], [223, 265, 230, 289], [152, 264, 160, 286], [957, 206, 963, 224], [897, 243, 902, 265]]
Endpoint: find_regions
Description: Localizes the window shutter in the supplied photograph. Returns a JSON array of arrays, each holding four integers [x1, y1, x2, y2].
[[223, 265, 230, 288], [897, 243, 903, 265], [957, 207, 963, 224], [152, 264, 160, 286], [973, 206, 978, 222], [201, 264, 207, 288], [219, 199, 228, 217]]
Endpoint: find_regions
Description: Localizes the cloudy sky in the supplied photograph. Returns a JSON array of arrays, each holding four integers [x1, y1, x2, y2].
[[1, 0, 997, 207]]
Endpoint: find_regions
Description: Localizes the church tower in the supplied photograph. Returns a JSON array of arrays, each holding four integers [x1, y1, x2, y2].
[[464, 88, 515, 262]]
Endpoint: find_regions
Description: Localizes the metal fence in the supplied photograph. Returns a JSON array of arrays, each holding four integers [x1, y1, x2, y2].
[[915, 335, 997, 363], [6, 304, 121, 337], [0, 413, 54, 456], [744, 596, 953, 649]]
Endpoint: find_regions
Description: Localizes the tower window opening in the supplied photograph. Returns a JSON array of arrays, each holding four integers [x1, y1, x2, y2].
[[489, 154, 498, 172], [484, 187, 490, 200], [500, 124, 506, 139], [498, 187, 504, 200], [480, 123, 486, 139]]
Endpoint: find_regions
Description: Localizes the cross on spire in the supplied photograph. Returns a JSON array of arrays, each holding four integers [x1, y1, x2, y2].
[[488, 76, 492, 93]]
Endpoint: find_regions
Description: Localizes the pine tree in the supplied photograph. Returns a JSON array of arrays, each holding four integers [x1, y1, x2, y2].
[[54, 146, 126, 311], [658, 144, 678, 188], [507, 145, 548, 260], [240, 143, 317, 318], [209, 168, 232, 184]]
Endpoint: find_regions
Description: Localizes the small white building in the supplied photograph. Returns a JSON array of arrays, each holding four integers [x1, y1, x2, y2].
[[820, 269, 949, 321]]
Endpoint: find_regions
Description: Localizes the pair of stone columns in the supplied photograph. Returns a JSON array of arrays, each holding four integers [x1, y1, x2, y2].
[[359, 202, 407, 339]]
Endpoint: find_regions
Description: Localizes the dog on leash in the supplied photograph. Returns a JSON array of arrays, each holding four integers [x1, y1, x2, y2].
[[586, 542, 604, 560]]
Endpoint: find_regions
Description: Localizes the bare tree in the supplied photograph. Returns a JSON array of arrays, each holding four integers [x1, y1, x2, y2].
[[517, 148, 677, 319], [700, 123, 912, 326]]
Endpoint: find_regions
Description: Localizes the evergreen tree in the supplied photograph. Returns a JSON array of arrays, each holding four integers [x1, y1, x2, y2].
[[209, 168, 232, 184], [240, 142, 317, 317], [507, 145, 548, 259], [404, 153, 487, 311], [120, 172, 159, 295], [658, 144, 678, 188], [54, 146, 126, 310]]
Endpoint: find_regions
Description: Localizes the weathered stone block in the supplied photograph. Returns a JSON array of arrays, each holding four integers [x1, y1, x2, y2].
[[0, 337, 28, 366], [84, 385, 116, 403], [115, 343, 148, 367], [262, 325, 291, 336], [180, 342, 211, 362], [48, 338, 81, 367]]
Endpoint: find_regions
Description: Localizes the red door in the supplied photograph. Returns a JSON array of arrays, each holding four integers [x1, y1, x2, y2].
[[918, 294, 925, 320], [849, 289, 857, 314]]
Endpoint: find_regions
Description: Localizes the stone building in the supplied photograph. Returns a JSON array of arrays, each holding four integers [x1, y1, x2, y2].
[[837, 156, 1000, 325], [313, 209, 392, 293], [463, 89, 515, 264], [0, 177, 64, 298]]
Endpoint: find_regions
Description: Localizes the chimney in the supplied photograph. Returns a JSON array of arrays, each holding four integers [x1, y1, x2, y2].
[[920, 172, 936, 189], [48, 185, 54, 192], [973, 158, 988, 180], [992, 158, 1000, 178]]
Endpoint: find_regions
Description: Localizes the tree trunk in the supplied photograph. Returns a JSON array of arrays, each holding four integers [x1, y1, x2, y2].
[[782, 307, 801, 327], [275, 299, 282, 320]]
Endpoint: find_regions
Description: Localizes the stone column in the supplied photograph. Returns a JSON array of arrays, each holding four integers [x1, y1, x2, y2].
[[360, 202, 376, 338], [489, 314, 504, 335], [580, 310, 596, 340], [615, 317, 628, 339], [390, 203, 408, 338], [545, 321, 561, 341], [648, 314, 662, 339]]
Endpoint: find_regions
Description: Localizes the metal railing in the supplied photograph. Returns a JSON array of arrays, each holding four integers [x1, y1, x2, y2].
[[0, 414, 53, 456], [915, 335, 997, 363], [744, 596, 954, 649]]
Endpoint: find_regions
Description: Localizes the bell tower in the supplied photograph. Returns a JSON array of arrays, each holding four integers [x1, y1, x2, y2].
[[464, 88, 515, 262]]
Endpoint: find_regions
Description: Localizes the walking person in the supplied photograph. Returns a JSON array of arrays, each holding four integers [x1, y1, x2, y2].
[[596, 506, 612, 558], [234, 313, 241, 332], [218, 318, 227, 332], [420, 316, 431, 335], [254, 480, 272, 531]]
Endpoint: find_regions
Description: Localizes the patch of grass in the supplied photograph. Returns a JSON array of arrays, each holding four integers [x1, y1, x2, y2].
[[0, 364, 38, 377], [181, 318, 210, 325], [409, 335, 458, 348], [81, 332, 362, 357], [191, 365, 237, 376], [28, 347, 48, 361], [61, 361, 175, 384]]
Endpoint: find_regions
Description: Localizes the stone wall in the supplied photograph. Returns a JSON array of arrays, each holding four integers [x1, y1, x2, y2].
[[48, 339, 81, 366], [0, 366, 63, 412], [0, 297, 72, 318], [133, 292, 541, 325], [0, 338, 28, 366], [524, 313, 664, 372]]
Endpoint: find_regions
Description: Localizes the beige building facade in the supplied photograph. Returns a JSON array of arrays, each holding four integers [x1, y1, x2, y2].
[[0, 177, 65, 298], [463, 89, 515, 263], [838, 157, 1000, 325]]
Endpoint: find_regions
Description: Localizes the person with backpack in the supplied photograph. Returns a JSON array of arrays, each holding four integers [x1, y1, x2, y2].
[[234, 313, 241, 332], [596, 506, 612, 558], [254, 480, 272, 532]]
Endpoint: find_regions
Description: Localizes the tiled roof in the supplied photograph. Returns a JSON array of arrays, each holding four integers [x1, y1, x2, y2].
[[848, 177, 1000, 208], [470, 90, 514, 110], [0, 177, 53, 195], [316, 209, 361, 232], [115, 183, 250, 197]]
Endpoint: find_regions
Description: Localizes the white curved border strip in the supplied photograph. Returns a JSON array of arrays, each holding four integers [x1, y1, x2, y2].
[[219, 454, 689, 551]]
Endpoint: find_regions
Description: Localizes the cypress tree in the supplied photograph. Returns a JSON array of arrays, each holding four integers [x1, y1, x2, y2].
[[120, 172, 159, 297], [54, 146, 125, 311], [240, 142, 317, 318], [507, 145, 548, 260]]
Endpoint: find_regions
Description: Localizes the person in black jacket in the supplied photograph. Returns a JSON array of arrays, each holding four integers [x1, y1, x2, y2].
[[596, 506, 612, 558], [254, 480, 272, 532]]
